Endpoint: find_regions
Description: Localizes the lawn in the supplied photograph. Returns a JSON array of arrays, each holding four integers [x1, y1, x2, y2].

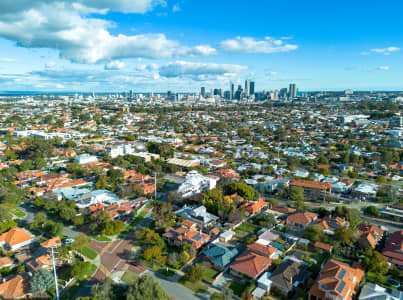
[[60, 263, 97, 300], [229, 281, 248, 297], [179, 276, 208, 294], [121, 210, 148, 235], [121, 271, 138, 285], [158, 268, 176, 277], [237, 223, 259, 233], [13, 209, 26, 218], [79, 246, 98, 260], [367, 271, 388, 285], [200, 266, 220, 283], [330, 255, 353, 265], [91, 234, 112, 242]]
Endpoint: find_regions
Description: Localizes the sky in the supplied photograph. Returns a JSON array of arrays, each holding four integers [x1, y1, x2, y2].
[[0, 0, 402, 92]]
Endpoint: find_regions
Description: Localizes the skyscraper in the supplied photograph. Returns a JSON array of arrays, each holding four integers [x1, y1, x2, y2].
[[288, 83, 296, 99], [245, 79, 251, 97], [250, 81, 255, 95], [230, 82, 234, 100], [201, 87, 206, 98]]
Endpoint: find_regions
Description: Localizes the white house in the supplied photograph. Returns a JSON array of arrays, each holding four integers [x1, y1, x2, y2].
[[359, 283, 403, 300], [177, 170, 217, 198], [109, 144, 135, 158], [74, 154, 98, 164]]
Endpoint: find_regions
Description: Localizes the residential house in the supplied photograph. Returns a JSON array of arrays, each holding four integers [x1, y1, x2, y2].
[[0, 275, 30, 299], [286, 211, 319, 230], [357, 224, 384, 249], [382, 230, 403, 268], [175, 205, 219, 228], [0, 257, 14, 269], [74, 153, 98, 164], [203, 243, 240, 270], [177, 171, 217, 198], [0, 227, 34, 251], [359, 283, 403, 300], [219, 230, 235, 243], [247, 242, 277, 258], [241, 198, 267, 216], [266, 258, 309, 296], [308, 259, 364, 300], [230, 250, 272, 279], [289, 179, 332, 201], [317, 216, 349, 235], [163, 223, 209, 249]]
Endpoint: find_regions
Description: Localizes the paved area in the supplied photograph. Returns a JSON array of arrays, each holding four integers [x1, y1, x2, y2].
[[88, 239, 147, 282]]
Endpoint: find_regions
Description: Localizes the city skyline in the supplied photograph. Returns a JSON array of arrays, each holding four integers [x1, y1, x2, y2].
[[0, 0, 402, 92]]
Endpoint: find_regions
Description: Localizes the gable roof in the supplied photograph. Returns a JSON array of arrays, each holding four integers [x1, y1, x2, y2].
[[287, 211, 318, 226], [204, 244, 240, 268], [0, 275, 29, 299], [0, 227, 33, 247], [230, 250, 272, 278], [269, 259, 308, 291]]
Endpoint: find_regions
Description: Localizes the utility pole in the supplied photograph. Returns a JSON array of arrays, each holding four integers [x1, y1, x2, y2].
[[154, 172, 157, 200], [50, 247, 59, 300]]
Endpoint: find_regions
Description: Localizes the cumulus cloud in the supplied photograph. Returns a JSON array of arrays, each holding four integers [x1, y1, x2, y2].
[[376, 66, 390, 71], [0, 58, 16, 62], [158, 61, 247, 78], [172, 3, 181, 12], [220, 36, 298, 54], [104, 60, 126, 70], [0, 1, 216, 64], [361, 46, 400, 55]]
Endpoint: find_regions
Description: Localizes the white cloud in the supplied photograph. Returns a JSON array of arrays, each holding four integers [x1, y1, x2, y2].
[[364, 46, 400, 55], [45, 61, 57, 69], [0, 58, 16, 62], [376, 66, 390, 71], [0, 1, 215, 64], [105, 60, 126, 70], [266, 71, 277, 76], [158, 61, 247, 78], [172, 3, 181, 12], [220, 36, 298, 54]]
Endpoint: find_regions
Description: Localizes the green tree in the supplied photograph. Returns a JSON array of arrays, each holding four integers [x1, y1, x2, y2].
[[73, 233, 91, 249], [184, 265, 203, 283], [334, 226, 356, 244], [30, 269, 54, 293], [71, 260, 94, 281], [362, 250, 389, 274], [365, 206, 381, 217], [95, 176, 108, 190], [59, 207, 77, 221], [126, 274, 169, 300], [303, 225, 325, 242]]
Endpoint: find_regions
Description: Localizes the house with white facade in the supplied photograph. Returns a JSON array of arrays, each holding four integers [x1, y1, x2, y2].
[[177, 170, 218, 198]]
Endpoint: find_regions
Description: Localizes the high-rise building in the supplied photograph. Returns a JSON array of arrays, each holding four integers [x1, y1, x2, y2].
[[288, 83, 296, 99], [129, 89, 133, 101], [235, 85, 243, 100], [279, 88, 287, 99], [201, 87, 206, 98], [245, 79, 251, 97], [210, 88, 214, 98], [230, 82, 234, 100], [250, 81, 255, 95]]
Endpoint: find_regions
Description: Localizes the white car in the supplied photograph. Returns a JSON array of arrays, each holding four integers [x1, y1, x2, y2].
[[64, 238, 74, 244]]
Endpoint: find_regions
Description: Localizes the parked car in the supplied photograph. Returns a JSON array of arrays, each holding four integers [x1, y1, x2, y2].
[[64, 238, 74, 245], [130, 261, 140, 267]]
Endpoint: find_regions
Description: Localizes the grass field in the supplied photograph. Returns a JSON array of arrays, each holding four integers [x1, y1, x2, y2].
[[179, 276, 208, 294], [79, 246, 98, 260], [200, 265, 220, 282], [121, 271, 138, 285], [91, 234, 112, 242], [13, 209, 26, 218]]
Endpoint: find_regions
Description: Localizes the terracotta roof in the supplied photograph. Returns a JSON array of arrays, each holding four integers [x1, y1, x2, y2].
[[0, 227, 33, 247], [0, 275, 29, 300], [0, 257, 13, 268], [289, 179, 332, 190], [40, 236, 61, 248], [313, 241, 333, 252], [287, 211, 318, 226], [247, 242, 276, 257], [309, 259, 364, 300], [230, 250, 272, 279]]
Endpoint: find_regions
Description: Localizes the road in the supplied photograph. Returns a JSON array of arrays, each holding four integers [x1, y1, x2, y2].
[[362, 215, 403, 232]]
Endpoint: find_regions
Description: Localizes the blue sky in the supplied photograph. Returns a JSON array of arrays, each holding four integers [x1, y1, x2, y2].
[[0, 0, 402, 92]]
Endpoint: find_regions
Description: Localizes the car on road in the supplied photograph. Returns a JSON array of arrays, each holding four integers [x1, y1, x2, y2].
[[130, 261, 141, 267], [64, 238, 74, 245]]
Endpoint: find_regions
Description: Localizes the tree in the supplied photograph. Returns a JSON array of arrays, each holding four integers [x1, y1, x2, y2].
[[30, 269, 54, 293], [59, 207, 77, 221], [226, 182, 257, 200], [126, 274, 169, 300], [375, 176, 387, 184], [303, 225, 325, 242], [152, 202, 175, 228], [72, 215, 85, 226], [289, 186, 304, 204], [254, 212, 276, 227], [73, 233, 91, 249], [365, 206, 381, 217], [102, 220, 125, 235], [95, 176, 108, 190], [71, 260, 94, 281], [107, 169, 124, 188], [0, 205, 10, 223], [20, 159, 33, 171], [334, 226, 356, 244], [362, 249, 389, 275], [32, 212, 47, 229], [43, 220, 64, 237], [184, 265, 203, 283]]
